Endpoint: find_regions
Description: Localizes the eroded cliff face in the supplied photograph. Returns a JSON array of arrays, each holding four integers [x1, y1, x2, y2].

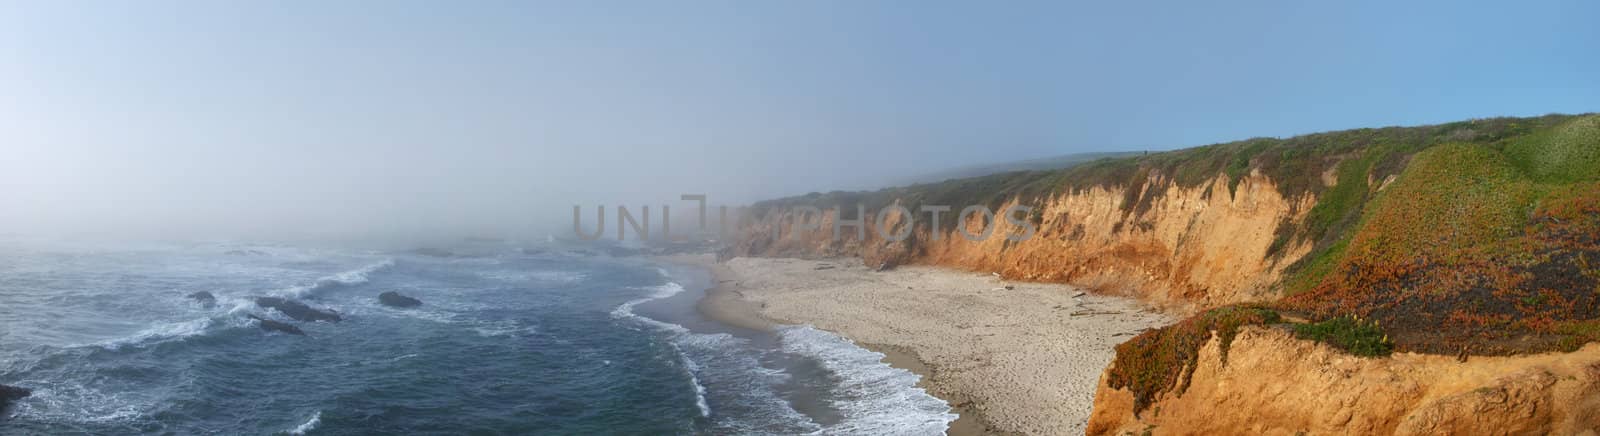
[[1088, 326, 1600, 435], [727, 172, 1317, 312]]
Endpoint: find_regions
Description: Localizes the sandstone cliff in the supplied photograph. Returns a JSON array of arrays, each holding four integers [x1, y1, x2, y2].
[[726, 172, 1317, 313], [1089, 326, 1600, 435]]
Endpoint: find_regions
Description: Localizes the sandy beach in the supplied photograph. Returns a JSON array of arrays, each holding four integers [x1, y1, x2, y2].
[[671, 254, 1171, 435]]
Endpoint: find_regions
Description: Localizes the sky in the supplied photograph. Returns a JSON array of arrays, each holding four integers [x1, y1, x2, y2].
[[1, 1, 1596, 241]]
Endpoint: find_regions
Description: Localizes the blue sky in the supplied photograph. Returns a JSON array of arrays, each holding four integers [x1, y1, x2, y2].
[[1, 1, 1596, 238]]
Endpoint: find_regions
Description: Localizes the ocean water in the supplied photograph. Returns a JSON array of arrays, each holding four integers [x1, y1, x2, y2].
[[0, 240, 954, 435]]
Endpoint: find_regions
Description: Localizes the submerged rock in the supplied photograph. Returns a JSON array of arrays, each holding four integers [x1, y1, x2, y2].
[[0, 384, 30, 413], [246, 314, 306, 336], [253, 297, 342, 322], [378, 291, 422, 308], [187, 291, 216, 306]]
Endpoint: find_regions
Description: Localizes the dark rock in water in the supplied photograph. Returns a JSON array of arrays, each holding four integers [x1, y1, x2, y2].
[[1, 384, 31, 413], [187, 291, 216, 306], [253, 297, 342, 322], [246, 314, 306, 336], [1, 384, 30, 411], [409, 247, 456, 258], [378, 291, 422, 308]]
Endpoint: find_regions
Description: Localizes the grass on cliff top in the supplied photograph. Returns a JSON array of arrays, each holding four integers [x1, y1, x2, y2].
[[1503, 114, 1600, 184], [1107, 306, 1280, 417], [751, 114, 1580, 239], [1282, 114, 1600, 355]]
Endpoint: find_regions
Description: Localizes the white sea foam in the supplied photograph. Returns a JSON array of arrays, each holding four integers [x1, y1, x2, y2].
[[675, 343, 713, 417], [89, 317, 215, 351], [278, 259, 394, 298], [778, 325, 957, 436], [472, 320, 538, 338], [286, 410, 322, 435], [608, 282, 689, 334], [10, 380, 149, 424]]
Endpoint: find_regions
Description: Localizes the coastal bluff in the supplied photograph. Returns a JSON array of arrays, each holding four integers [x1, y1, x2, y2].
[[725, 114, 1600, 434]]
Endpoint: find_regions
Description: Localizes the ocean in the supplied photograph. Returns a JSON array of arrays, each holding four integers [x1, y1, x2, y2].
[[0, 239, 955, 435]]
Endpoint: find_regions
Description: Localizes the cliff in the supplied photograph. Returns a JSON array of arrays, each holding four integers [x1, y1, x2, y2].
[[726, 113, 1600, 433], [1089, 326, 1600, 435], [727, 171, 1315, 312]]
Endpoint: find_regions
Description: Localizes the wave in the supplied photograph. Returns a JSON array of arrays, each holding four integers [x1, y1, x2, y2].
[[286, 410, 322, 435], [9, 379, 149, 424], [777, 326, 957, 435], [277, 259, 394, 298], [609, 282, 706, 416], [472, 320, 538, 338], [88, 318, 216, 351], [609, 282, 689, 334], [84, 312, 256, 351], [339, 293, 538, 338], [675, 343, 712, 417], [610, 280, 820, 432], [84, 291, 301, 351]]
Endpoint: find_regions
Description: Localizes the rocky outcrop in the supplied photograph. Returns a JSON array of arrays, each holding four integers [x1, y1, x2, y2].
[[0, 384, 31, 413], [246, 314, 306, 336], [727, 173, 1315, 312], [253, 297, 342, 322], [1088, 326, 1600, 435], [187, 291, 216, 307], [378, 291, 422, 308]]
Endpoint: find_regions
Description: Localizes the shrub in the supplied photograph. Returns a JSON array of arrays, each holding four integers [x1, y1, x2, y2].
[[1107, 306, 1280, 417], [1292, 315, 1394, 356]]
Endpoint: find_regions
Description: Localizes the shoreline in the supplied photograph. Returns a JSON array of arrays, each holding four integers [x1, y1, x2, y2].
[[666, 254, 998, 435], [656, 253, 992, 432], [663, 254, 1170, 435]]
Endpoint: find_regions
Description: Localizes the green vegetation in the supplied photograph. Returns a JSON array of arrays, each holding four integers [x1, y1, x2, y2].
[[1502, 115, 1600, 184], [1283, 115, 1600, 355], [1292, 315, 1393, 356], [1106, 306, 1280, 417]]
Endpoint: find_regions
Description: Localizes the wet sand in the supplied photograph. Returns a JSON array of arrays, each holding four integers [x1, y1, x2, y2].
[[665, 254, 1170, 435]]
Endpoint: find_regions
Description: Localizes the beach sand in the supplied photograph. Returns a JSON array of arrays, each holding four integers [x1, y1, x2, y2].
[[669, 254, 1171, 435]]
